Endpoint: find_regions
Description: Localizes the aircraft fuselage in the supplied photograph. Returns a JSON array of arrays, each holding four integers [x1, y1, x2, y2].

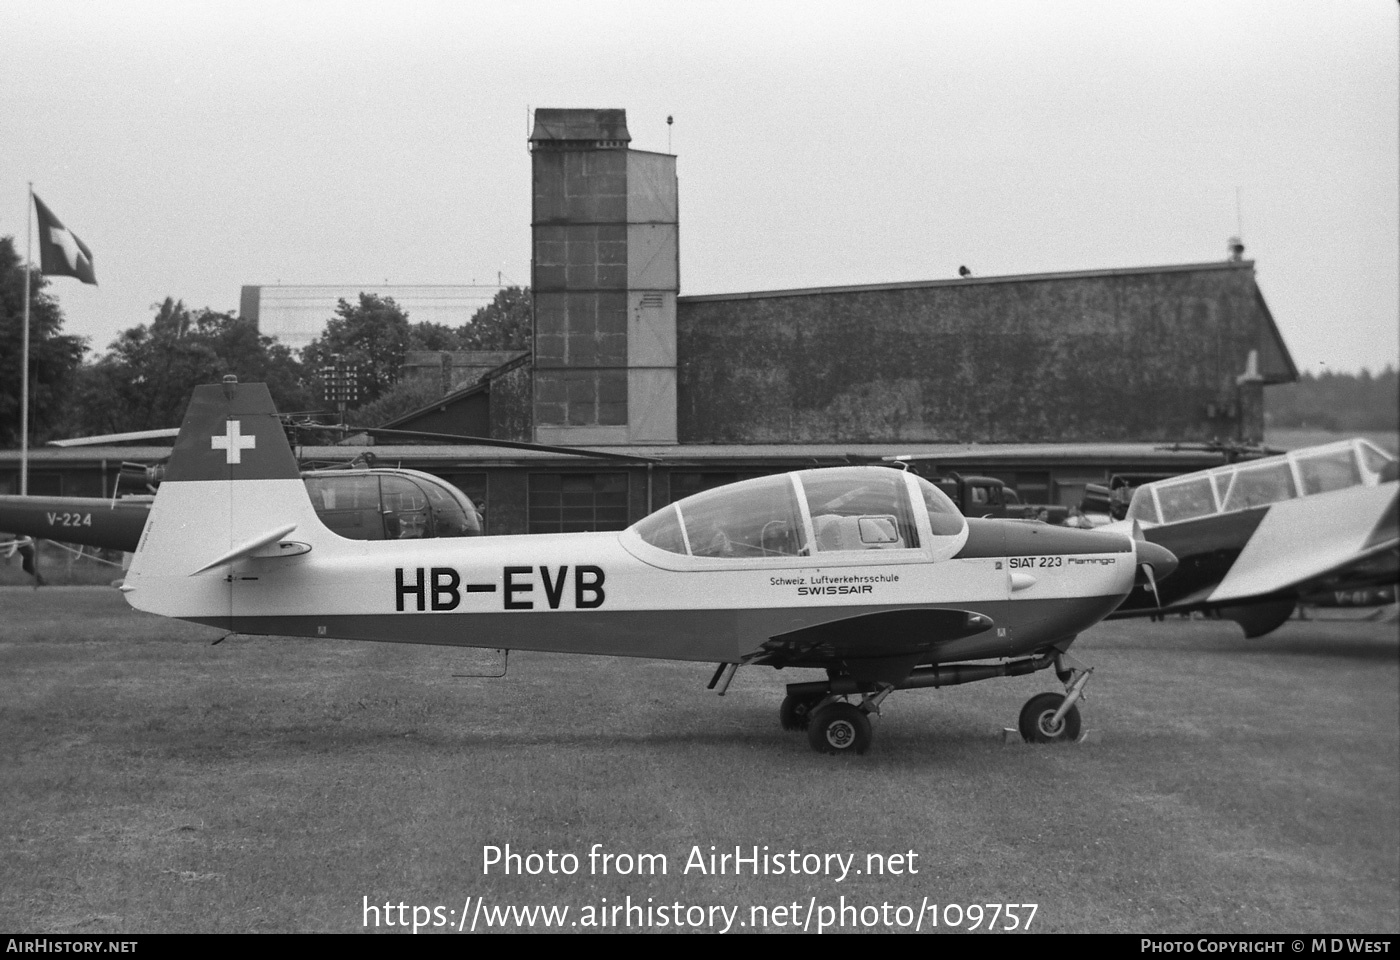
[[126, 478, 1136, 667]]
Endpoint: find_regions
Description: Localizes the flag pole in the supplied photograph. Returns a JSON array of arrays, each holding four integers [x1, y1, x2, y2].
[[20, 183, 32, 496]]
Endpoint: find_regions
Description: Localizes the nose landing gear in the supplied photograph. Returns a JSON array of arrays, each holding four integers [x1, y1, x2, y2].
[[1018, 652, 1091, 743]]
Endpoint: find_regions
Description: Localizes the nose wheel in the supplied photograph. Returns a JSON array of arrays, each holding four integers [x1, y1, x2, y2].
[[1018, 692, 1082, 742], [1018, 652, 1090, 743]]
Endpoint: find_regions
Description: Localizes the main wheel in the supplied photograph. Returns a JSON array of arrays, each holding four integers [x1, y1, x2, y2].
[[807, 702, 872, 754], [1018, 692, 1082, 743], [780, 693, 822, 731]]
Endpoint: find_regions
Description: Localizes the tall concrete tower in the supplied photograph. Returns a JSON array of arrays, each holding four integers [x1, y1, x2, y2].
[[529, 108, 678, 444]]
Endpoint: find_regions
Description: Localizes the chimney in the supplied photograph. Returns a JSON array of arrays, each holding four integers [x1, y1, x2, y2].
[[1227, 236, 1245, 262]]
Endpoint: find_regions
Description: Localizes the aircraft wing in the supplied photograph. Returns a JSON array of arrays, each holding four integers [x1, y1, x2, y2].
[[1206, 482, 1397, 603], [750, 607, 994, 684]]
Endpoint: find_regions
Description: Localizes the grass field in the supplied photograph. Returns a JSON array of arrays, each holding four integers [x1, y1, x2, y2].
[[1, 588, 1396, 934]]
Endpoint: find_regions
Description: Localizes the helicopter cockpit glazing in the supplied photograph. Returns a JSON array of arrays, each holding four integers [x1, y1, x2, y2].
[[303, 469, 482, 541]]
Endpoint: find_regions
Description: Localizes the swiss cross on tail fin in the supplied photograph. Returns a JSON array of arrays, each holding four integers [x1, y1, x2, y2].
[[162, 379, 299, 482]]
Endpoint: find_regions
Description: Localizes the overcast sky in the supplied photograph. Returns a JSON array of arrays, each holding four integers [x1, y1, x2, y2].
[[3, 0, 1396, 375]]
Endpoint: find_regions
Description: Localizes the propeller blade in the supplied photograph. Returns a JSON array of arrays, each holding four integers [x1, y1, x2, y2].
[[1141, 561, 1161, 608], [1131, 538, 1176, 609]]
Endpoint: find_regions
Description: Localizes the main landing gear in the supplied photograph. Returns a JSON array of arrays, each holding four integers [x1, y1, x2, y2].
[[780, 690, 889, 755], [784, 684, 895, 756], [768, 650, 1094, 754], [807, 702, 873, 754]]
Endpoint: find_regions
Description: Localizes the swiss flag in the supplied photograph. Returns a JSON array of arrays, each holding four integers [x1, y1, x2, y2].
[[33, 194, 96, 284]]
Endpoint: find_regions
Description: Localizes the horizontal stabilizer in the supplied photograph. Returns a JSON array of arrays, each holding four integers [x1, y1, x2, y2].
[[190, 523, 299, 576]]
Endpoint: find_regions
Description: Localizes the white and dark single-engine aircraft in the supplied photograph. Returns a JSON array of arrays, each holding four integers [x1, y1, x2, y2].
[[121, 378, 1178, 754], [1104, 439, 1398, 637]]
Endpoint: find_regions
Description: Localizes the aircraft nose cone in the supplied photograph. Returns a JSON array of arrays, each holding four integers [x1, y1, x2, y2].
[[1136, 540, 1178, 581]]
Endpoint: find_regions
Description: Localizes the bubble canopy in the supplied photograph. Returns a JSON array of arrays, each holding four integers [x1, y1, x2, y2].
[[626, 466, 967, 565], [1125, 438, 1397, 526]]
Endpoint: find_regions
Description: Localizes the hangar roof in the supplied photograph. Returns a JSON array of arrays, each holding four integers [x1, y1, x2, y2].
[[680, 259, 1254, 302]]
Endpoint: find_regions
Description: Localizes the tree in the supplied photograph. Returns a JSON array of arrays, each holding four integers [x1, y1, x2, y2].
[[1266, 366, 1399, 432], [460, 286, 531, 351], [68, 300, 309, 435], [191, 306, 309, 413], [353, 377, 451, 427], [301, 293, 411, 410], [402, 287, 532, 354], [408, 321, 464, 352], [0, 236, 88, 447]]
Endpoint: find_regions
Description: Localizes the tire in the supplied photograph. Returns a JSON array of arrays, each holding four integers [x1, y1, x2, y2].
[[807, 702, 872, 754], [1019, 692, 1082, 744], [780, 693, 822, 731]]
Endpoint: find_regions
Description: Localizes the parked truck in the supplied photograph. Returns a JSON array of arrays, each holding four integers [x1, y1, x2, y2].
[[927, 471, 1070, 524]]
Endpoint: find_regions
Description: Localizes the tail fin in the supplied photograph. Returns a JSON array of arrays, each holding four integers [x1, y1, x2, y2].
[[163, 377, 299, 483], [122, 378, 324, 622]]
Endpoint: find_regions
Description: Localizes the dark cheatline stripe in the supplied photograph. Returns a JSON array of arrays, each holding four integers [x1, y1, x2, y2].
[[954, 518, 1130, 559]]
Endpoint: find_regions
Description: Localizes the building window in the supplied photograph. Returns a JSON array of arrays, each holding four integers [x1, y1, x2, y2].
[[529, 473, 629, 534]]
